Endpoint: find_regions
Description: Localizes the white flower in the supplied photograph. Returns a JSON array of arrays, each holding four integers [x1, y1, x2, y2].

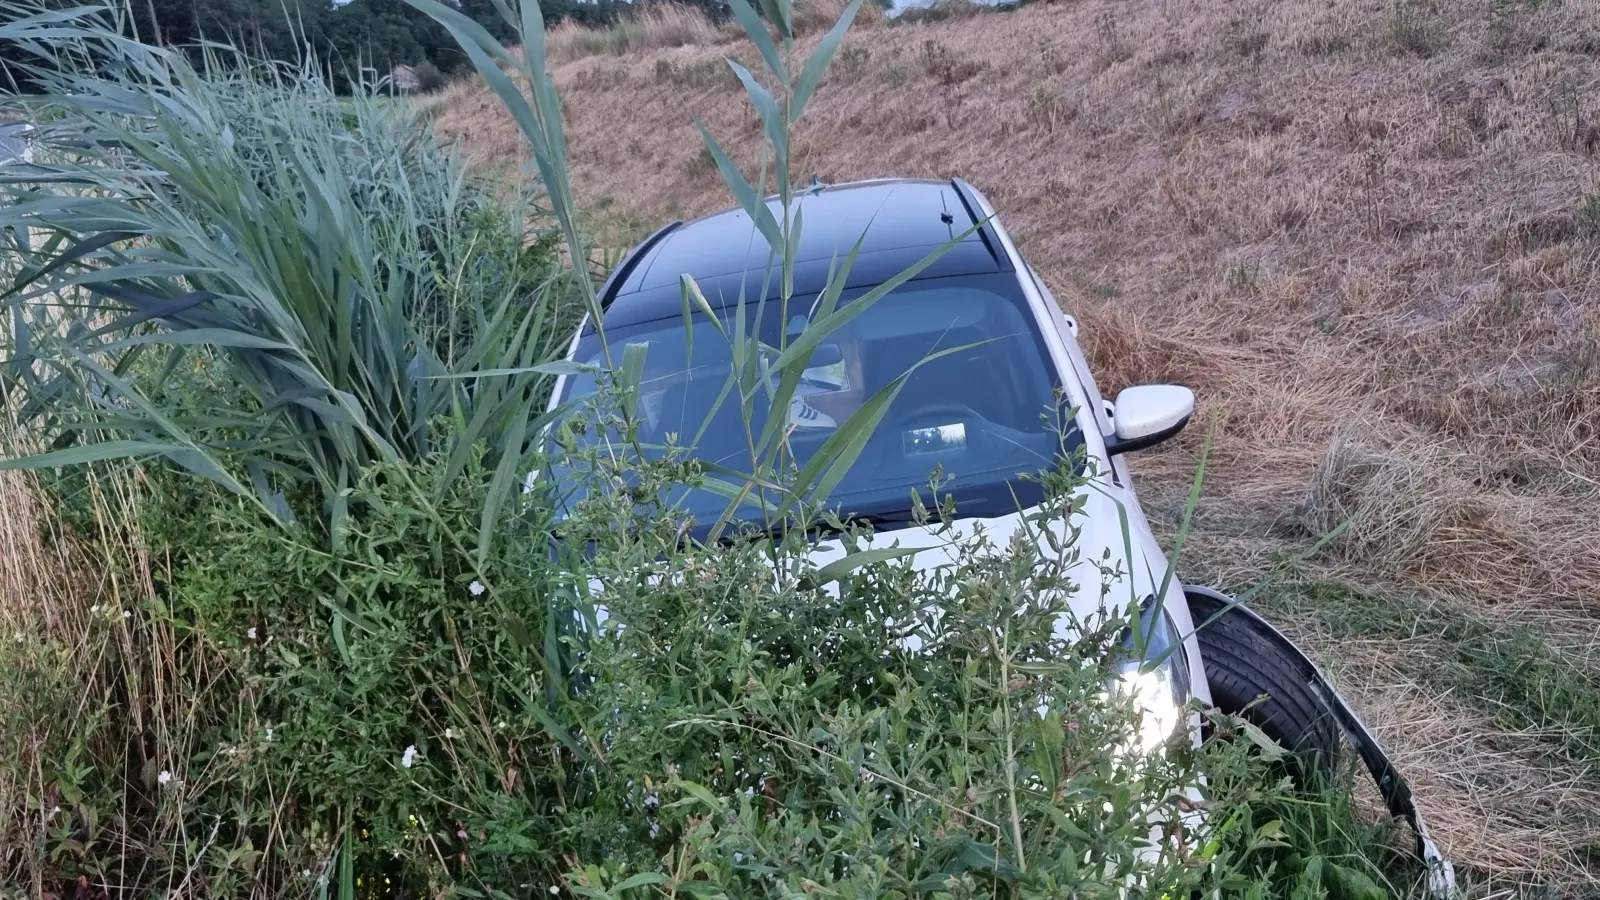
[[122, 609, 131, 619], [49, 806, 60, 817], [468, 580, 485, 596], [444, 728, 455, 739], [90, 604, 101, 613], [264, 727, 274, 741], [457, 829, 467, 839], [246, 627, 257, 640], [401, 745, 418, 768], [549, 887, 561, 896], [157, 770, 173, 785], [302, 870, 312, 878]]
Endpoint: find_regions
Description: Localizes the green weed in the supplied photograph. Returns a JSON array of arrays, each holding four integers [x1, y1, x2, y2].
[[1388, 0, 1444, 58], [1578, 191, 1600, 237], [1255, 578, 1600, 765]]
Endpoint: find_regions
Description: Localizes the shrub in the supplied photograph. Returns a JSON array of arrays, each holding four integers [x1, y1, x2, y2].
[[547, 0, 875, 64], [890, 0, 994, 28], [413, 59, 448, 92], [918, 38, 986, 85], [793, 0, 883, 34], [548, 19, 630, 60], [2, 410, 1418, 895], [548, 3, 722, 62]]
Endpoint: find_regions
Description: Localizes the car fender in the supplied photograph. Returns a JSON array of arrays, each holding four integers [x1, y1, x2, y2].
[[1183, 585, 1457, 899]]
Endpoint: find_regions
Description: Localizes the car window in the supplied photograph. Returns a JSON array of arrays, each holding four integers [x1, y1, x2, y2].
[[553, 272, 1083, 530]]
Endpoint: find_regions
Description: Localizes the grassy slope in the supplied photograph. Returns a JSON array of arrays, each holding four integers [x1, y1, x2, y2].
[[432, 0, 1600, 892]]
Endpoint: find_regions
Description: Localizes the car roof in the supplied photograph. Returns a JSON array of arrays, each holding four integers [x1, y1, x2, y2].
[[598, 178, 1010, 328]]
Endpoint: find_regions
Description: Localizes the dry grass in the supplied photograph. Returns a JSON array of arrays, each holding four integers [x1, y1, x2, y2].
[[545, 0, 882, 64], [0, 403, 60, 633], [792, 0, 884, 35], [0, 459, 180, 891], [0, 470, 46, 630], [434, 0, 1600, 891], [1335, 647, 1600, 887], [1302, 423, 1600, 620], [547, 3, 726, 63], [547, 2, 736, 64]]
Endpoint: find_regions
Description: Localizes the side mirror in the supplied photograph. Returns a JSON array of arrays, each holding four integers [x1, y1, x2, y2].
[[1104, 385, 1194, 455]]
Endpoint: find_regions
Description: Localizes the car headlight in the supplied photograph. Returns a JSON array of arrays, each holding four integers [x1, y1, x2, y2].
[[1109, 597, 1192, 755]]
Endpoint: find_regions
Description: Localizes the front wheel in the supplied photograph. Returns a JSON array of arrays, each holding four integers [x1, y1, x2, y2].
[[1185, 586, 1342, 778]]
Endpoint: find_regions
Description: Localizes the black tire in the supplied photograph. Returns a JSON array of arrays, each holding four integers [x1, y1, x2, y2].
[[1184, 587, 1342, 779]]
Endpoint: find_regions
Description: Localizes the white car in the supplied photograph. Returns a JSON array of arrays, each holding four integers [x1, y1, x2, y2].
[[543, 178, 1454, 897]]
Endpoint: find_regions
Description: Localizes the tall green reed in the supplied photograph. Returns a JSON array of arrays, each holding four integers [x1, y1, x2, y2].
[[0, 3, 570, 564]]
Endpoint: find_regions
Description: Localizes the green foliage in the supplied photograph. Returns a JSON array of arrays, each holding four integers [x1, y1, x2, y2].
[[0, 14, 571, 549], [1258, 577, 1600, 765], [1, 436, 1425, 896]]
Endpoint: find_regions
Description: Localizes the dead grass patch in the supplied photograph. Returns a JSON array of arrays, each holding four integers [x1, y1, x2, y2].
[[545, 0, 880, 64], [547, 3, 725, 63], [1300, 423, 1600, 613], [793, 0, 883, 35], [0, 471, 48, 628]]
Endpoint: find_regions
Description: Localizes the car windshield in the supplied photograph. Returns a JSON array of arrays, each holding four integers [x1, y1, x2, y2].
[[550, 272, 1082, 533]]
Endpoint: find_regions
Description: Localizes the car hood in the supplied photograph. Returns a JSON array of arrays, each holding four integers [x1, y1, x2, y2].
[[805, 485, 1162, 632], [574, 484, 1166, 645]]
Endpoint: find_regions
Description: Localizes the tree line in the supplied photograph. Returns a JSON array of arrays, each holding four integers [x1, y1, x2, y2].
[[4, 0, 731, 93]]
